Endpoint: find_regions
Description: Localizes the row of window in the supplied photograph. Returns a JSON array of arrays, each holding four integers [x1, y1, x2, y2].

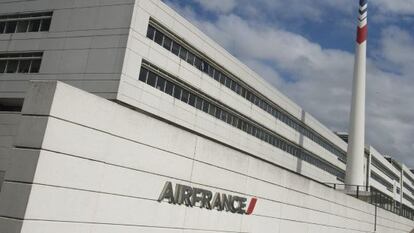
[[371, 157, 400, 182], [139, 64, 345, 179], [404, 192, 414, 206], [404, 171, 414, 186], [369, 187, 414, 220], [146, 22, 347, 162], [371, 171, 393, 192], [404, 182, 414, 196], [0, 52, 43, 74], [401, 203, 414, 220], [371, 188, 398, 213], [0, 12, 52, 34]]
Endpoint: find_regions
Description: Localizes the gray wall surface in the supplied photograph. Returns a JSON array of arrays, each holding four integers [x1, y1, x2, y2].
[[0, 0, 135, 99], [0, 81, 413, 233]]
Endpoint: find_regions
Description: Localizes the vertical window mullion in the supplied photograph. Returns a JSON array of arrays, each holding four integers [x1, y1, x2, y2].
[[15, 59, 20, 73], [27, 59, 33, 73]]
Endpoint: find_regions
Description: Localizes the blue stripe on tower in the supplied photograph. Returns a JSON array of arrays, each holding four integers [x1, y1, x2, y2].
[[359, 8, 367, 15], [360, 0, 367, 6]]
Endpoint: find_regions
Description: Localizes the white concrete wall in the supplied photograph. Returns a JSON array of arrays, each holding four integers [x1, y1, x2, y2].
[[1, 81, 413, 233], [0, 0, 134, 99]]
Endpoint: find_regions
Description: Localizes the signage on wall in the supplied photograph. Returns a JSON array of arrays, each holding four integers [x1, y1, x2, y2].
[[158, 181, 257, 215]]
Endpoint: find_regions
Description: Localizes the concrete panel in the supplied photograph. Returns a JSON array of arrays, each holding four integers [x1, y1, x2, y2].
[[0, 182, 32, 219], [0, 217, 23, 233]]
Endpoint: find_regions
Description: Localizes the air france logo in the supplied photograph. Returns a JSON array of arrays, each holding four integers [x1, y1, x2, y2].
[[157, 181, 257, 215]]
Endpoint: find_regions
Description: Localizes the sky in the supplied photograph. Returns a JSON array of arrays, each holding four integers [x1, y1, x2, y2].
[[163, 0, 414, 167]]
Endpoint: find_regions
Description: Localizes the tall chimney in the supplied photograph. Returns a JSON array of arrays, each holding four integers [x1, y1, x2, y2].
[[345, 0, 368, 187]]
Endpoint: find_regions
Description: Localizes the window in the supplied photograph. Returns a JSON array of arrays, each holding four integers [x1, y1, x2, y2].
[[155, 76, 166, 91], [147, 72, 156, 87], [0, 12, 53, 34], [163, 36, 172, 51], [213, 69, 220, 81], [179, 47, 187, 60], [0, 22, 5, 33], [194, 57, 202, 70], [139, 68, 148, 82], [40, 18, 51, 31], [18, 60, 31, 73], [154, 30, 164, 45], [146, 25, 156, 40], [165, 81, 174, 96], [16, 20, 29, 32], [171, 42, 180, 56], [5, 21, 17, 33], [186, 52, 195, 65]]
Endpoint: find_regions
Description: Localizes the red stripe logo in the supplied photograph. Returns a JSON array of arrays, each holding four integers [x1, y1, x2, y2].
[[246, 197, 258, 215], [356, 25, 368, 44]]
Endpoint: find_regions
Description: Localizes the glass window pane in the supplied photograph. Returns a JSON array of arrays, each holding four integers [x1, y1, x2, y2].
[[179, 47, 187, 60], [188, 93, 196, 106], [162, 36, 172, 51], [186, 52, 195, 65], [208, 66, 214, 77], [6, 60, 18, 73], [171, 42, 180, 56], [0, 60, 6, 73], [147, 72, 156, 87], [18, 60, 31, 73], [202, 101, 209, 113], [208, 104, 216, 116], [146, 25, 156, 40], [214, 70, 220, 81], [194, 57, 202, 70], [231, 80, 237, 91], [202, 61, 209, 73], [28, 19, 41, 32], [29, 59, 41, 73], [139, 68, 148, 82], [226, 114, 233, 125], [195, 97, 203, 110], [181, 90, 189, 103], [16, 20, 29, 32], [215, 107, 221, 119], [5, 21, 17, 33], [165, 81, 174, 96], [220, 74, 226, 85], [40, 18, 51, 31], [154, 30, 163, 45], [155, 76, 166, 91], [221, 111, 227, 122], [0, 22, 5, 33], [173, 85, 182, 99], [225, 77, 232, 88]]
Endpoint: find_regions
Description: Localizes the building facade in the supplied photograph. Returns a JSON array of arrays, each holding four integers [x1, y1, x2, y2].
[[0, 0, 413, 232]]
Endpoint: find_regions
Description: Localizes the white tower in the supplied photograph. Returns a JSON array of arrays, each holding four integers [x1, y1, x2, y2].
[[345, 0, 368, 187]]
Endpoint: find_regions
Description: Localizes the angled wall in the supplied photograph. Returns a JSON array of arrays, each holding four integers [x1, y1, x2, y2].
[[0, 81, 413, 233]]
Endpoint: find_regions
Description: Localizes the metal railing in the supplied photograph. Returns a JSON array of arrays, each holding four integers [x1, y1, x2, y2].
[[325, 183, 370, 199], [325, 183, 414, 221]]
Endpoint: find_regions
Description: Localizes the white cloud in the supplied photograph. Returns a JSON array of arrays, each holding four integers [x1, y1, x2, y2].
[[194, 0, 237, 14], [164, 1, 414, 167], [374, 0, 414, 15]]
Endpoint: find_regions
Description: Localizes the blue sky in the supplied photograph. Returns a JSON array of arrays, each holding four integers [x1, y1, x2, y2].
[[163, 0, 414, 167]]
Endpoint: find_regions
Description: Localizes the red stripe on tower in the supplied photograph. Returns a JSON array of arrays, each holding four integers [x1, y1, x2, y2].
[[356, 25, 367, 44]]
